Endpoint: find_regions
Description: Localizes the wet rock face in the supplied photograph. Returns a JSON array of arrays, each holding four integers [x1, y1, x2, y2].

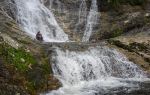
[[108, 36, 150, 71], [0, 0, 5, 2], [60, 0, 101, 12], [91, 7, 150, 41], [97, 0, 109, 12]]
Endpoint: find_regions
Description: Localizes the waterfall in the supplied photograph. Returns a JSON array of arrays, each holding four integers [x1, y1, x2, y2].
[[5, 0, 150, 94], [47, 0, 99, 42], [74, 0, 87, 33], [8, 0, 99, 42], [45, 46, 149, 95], [78, 0, 87, 23], [49, 0, 54, 9], [13, 0, 68, 42], [82, 0, 98, 42]]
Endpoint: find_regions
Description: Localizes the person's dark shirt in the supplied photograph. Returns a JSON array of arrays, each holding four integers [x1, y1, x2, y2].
[[36, 32, 43, 41]]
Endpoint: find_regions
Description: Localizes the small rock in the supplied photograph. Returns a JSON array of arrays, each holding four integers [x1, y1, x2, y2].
[[26, 49, 30, 52], [12, 54, 15, 57], [124, 20, 129, 24], [16, 93, 20, 95], [20, 58, 25, 63], [16, 44, 19, 47], [28, 64, 32, 69], [145, 13, 150, 17]]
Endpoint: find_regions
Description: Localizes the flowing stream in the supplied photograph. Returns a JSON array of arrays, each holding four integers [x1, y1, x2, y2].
[[45, 46, 149, 95]]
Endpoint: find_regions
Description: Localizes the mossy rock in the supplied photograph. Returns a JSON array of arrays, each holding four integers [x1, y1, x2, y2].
[[0, 42, 61, 94], [0, 42, 36, 72], [108, 39, 134, 52], [111, 28, 123, 38]]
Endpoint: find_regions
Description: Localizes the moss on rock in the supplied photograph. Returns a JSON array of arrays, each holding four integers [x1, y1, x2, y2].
[[108, 38, 150, 69], [0, 41, 61, 94], [0, 42, 36, 72]]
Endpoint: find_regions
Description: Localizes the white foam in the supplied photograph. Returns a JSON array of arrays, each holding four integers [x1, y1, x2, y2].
[[44, 46, 149, 95], [82, 0, 98, 42]]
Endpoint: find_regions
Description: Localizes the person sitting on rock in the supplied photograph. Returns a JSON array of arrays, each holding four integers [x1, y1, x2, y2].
[[52, 28, 56, 37], [36, 31, 43, 41]]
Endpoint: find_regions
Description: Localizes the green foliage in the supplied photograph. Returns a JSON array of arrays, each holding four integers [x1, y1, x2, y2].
[[108, 0, 121, 8], [108, 0, 147, 8], [129, 42, 148, 52], [0, 43, 36, 72], [126, 0, 147, 6], [111, 28, 123, 38], [108, 40, 134, 52], [0, 42, 54, 94]]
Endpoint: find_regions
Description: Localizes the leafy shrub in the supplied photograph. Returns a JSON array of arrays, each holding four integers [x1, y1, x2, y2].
[[107, 0, 147, 8], [111, 28, 123, 38]]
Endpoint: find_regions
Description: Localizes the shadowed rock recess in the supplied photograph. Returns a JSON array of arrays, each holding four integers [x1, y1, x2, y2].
[[0, 0, 150, 95]]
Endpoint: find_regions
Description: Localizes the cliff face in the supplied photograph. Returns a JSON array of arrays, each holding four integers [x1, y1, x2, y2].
[[44, 0, 150, 41], [93, 1, 150, 71]]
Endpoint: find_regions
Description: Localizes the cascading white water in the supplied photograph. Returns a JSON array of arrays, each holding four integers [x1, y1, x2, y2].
[[74, 0, 87, 33], [78, 0, 87, 23], [82, 0, 98, 42], [13, 0, 68, 42], [45, 46, 149, 95], [48, 0, 99, 42], [49, 0, 54, 9], [33, 0, 99, 42]]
